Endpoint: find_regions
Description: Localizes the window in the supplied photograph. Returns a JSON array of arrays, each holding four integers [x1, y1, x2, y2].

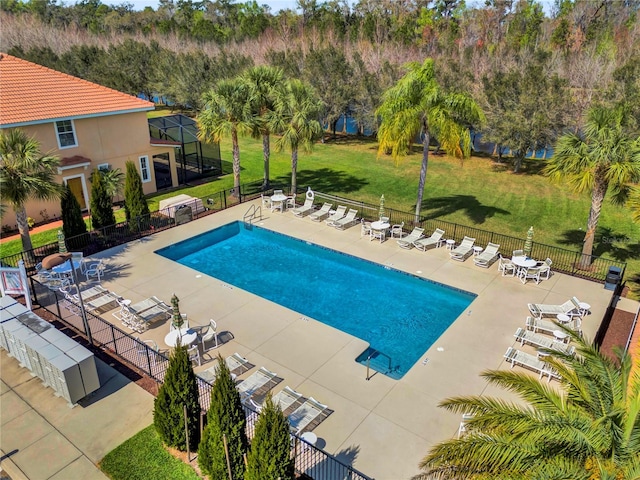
[[97, 163, 110, 172], [139, 155, 151, 183], [55, 120, 77, 148]]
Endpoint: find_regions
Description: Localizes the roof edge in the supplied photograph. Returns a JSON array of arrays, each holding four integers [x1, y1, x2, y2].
[[0, 106, 155, 128]]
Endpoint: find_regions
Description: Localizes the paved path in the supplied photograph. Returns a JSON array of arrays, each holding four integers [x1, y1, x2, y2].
[[0, 349, 154, 480]]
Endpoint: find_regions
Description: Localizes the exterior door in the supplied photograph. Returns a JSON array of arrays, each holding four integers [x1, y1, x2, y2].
[[66, 177, 87, 210]]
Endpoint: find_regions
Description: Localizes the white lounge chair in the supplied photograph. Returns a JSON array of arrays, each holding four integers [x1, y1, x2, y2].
[[413, 228, 445, 251], [226, 352, 254, 375], [291, 198, 315, 217], [324, 205, 347, 225], [332, 209, 359, 229], [514, 328, 576, 356], [503, 347, 559, 382], [309, 203, 333, 222], [397, 227, 425, 249], [474, 242, 500, 268], [528, 297, 582, 319], [450, 236, 476, 261], [287, 396, 329, 434], [525, 316, 582, 337], [237, 367, 280, 403], [272, 386, 305, 416]]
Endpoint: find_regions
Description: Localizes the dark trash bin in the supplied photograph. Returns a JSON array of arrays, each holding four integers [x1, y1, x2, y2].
[[604, 266, 622, 291]]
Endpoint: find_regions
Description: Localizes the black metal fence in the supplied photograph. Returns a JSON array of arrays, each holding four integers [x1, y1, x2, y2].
[[2, 181, 625, 286], [31, 277, 373, 480]]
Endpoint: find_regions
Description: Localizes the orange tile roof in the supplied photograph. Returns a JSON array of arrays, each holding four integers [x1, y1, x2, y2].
[[0, 53, 154, 127]]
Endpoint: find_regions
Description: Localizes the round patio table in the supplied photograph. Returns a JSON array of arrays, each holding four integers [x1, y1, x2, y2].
[[164, 328, 197, 348]]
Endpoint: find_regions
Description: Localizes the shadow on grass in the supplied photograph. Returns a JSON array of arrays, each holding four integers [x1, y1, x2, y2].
[[557, 227, 640, 262], [490, 158, 547, 176], [421, 195, 510, 224], [275, 168, 368, 194]]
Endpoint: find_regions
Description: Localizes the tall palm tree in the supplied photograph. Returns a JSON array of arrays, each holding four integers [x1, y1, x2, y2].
[[628, 187, 640, 223], [242, 65, 285, 190], [414, 331, 640, 480], [376, 59, 484, 223], [269, 79, 323, 196], [198, 78, 253, 197], [0, 129, 63, 252], [545, 106, 640, 268]]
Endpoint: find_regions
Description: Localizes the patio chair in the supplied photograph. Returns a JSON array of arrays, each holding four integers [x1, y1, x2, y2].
[[70, 252, 85, 274], [309, 203, 333, 222], [497, 254, 516, 276], [187, 345, 201, 366], [287, 396, 329, 434], [360, 219, 372, 237], [449, 236, 476, 261], [84, 260, 105, 282], [324, 205, 347, 225], [332, 209, 359, 229], [518, 266, 542, 284], [397, 227, 425, 249], [413, 228, 445, 252], [503, 347, 559, 382], [528, 297, 582, 319], [272, 386, 305, 416], [370, 228, 386, 243], [474, 243, 500, 268], [514, 328, 576, 356], [286, 196, 297, 210], [536, 258, 552, 281], [237, 367, 280, 403], [200, 319, 219, 352], [390, 222, 405, 238], [291, 198, 315, 217], [136, 338, 159, 366]]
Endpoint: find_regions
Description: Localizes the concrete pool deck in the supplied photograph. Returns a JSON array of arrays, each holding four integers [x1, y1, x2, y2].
[[92, 201, 615, 480]]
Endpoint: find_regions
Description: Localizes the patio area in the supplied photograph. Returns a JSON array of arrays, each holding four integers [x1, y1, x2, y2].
[[88, 200, 616, 479]]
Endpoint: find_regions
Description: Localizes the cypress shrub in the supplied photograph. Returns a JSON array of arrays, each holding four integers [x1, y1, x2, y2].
[[60, 183, 87, 238], [89, 169, 115, 229], [153, 343, 201, 451], [124, 160, 149, 228], [198, 355, 248, 479], [245, 394, 295, 480]]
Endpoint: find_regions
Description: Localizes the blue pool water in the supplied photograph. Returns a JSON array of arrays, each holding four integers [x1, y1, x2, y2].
[[156, 222, 475, 379]]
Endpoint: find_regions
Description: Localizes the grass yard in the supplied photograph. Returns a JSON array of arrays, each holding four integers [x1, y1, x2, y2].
[[99, 425, 199, 480]]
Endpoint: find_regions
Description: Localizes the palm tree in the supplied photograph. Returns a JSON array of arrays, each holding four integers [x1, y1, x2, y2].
[[242, 65, 285, 190], [198, 78, 253, 197], [89, 168, 124, 203], [269, 79, 323, 196], [628, 187, 640, 223], [545, 106, 640, 268], [414, 331, 640, 480], [0, 129, 63, 252], [376, 58, 484, 223]]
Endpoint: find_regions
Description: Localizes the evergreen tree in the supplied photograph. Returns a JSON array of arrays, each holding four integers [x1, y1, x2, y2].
[[245, 394, 295, 480], [123, 160, 149, 225], [198, 355, 248, 480], [89, 168, 115, 229], [153, 342, 201, 451], [60, 183, 87, 238]]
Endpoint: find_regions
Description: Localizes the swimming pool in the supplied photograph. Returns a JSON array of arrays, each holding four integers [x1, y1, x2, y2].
[[156, 222, 475, 379]]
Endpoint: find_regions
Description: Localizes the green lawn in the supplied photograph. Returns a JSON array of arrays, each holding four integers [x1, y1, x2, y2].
[[99, 425, 199, 480], [2, 130, 638, 295]]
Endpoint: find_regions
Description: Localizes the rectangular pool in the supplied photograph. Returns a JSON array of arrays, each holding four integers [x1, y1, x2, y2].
[[156, 222, 475, 378]]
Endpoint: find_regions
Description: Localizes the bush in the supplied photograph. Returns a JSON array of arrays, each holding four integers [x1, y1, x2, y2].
[[153, 343, 201, 451], [124, 160, 150, 230], [245, 394, 295, 480], [198, 355, 248, 479], [61, 183, 87, 238], [90, 168, 115, 229]]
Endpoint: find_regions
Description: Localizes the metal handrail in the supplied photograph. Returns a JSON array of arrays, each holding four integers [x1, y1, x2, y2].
[[243, 204, 261, 224], [366, 349, 392, 381]]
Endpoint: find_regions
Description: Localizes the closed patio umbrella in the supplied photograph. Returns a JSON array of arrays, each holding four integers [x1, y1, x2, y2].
[[379, 195, 386, 221], [524, 226, 534, 256], [57, 229, 67, 253], [171, 294, 183, 329]]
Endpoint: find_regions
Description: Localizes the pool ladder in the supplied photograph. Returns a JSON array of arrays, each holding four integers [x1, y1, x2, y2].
[[243, 204, 262, 225], [365, 349, 392, 381]]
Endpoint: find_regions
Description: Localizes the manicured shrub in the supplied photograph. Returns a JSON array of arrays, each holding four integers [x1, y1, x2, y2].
[[153, 343, 201, 451], [245, 393, 295, 480], [124, 160, 149, 228], [89, 168, 115, 229], [198, 355, 248, 480], [60, 183, 87, 238]]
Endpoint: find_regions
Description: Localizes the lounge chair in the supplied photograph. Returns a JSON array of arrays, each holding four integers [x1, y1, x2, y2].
[[226, 352, 254, 375], [396, 227, 425, 249], [528, 297, 581, 319], [503, 347, 559, 382], [324, 205, 347, 225], [514, 328, 575, 356], [413, 228, 445, 251], [474, 242, 500, 267], [332, 209, 359, 229], [525, 316, 582, 337], [450, 236, 476, 261], [287, 396, 329, 434], [291, 198, 315, 217], [237, 367, 281, 403], [272, 386, 305, 416], [309, 203, 333, 222]]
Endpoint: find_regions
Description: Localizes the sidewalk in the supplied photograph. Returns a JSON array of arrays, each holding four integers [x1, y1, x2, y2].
[[0, 348, 154, 479], [0, 221, 65, 245]]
